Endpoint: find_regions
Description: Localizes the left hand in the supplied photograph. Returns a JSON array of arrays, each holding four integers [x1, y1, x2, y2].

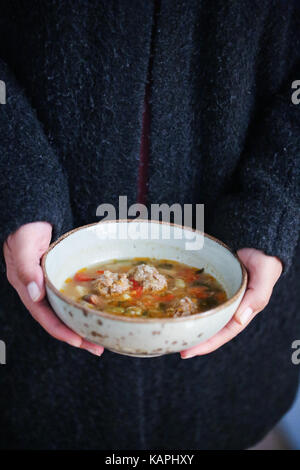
[[180, 248, 283, 359]]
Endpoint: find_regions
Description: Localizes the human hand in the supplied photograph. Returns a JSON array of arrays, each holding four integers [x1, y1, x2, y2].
[[3, 222, 104, 356], [180, 247, 283, 359]]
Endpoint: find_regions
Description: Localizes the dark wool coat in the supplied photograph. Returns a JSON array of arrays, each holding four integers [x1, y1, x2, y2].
[[0, 0, 299, 450]]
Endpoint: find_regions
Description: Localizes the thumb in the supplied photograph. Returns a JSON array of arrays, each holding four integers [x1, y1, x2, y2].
[[16, 248, 45, 302], [7, 221, 52, 302], [235, 255, 280, 325], [26, 270, 45, 303]]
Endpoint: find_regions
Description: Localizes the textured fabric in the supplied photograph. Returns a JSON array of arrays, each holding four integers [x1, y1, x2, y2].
[[137, 84, 151, 205], [0, 0, 300, 450]]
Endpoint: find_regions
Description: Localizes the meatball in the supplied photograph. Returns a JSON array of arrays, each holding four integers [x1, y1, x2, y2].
[[129, 264, 167, 292], [173, 296, 197, 318], [92, 270, 131, 297]]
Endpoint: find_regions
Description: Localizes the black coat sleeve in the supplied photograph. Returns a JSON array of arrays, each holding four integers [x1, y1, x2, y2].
[[209, 62, 300, 274], [0, 58, 73, 271]]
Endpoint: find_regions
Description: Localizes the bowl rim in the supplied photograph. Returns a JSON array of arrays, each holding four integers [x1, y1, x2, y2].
[[42, 219, 248, 323]]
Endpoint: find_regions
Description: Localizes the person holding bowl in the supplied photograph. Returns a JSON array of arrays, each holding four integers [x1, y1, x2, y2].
[[0, 0, 299, 450]]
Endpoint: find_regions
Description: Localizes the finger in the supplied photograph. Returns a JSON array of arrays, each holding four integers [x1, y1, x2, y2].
[[80, 339, 104, 357], [17, 257, 45, 303], [5, 223, 53, 301], [180, 312, 254, 358], [234, 256, 280, 325], [26, 297, 103, 355], [22, 294, 83, 347], [28, 300, 103, 355], [7, 239, 46, 302], [14, 282, 103, 355]]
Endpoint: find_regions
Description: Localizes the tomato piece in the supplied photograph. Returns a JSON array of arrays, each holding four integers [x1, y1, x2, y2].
[[97, 270, 104, 274], [74, 272, 95, 282], [130, 279, 141, 290], [131, 285, 143, 298]]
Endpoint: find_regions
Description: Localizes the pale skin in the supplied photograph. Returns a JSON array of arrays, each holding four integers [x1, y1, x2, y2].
[[3, 221, 283, 358]]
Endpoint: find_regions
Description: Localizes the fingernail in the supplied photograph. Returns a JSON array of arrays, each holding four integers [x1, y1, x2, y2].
[[237, 307, 253, 325], [27, 281, 41, 302], [181, 353, 196, 359], [67, 339, 82, 348], [85, 347, 103, 357]]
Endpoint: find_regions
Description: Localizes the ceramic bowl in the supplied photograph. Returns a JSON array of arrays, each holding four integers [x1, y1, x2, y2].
[[42, 220, 247, 357]]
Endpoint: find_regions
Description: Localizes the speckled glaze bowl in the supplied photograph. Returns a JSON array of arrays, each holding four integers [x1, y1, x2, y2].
[[42, 220, 247, 357]]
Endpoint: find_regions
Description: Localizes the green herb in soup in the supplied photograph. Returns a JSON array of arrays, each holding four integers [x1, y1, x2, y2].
[[61, 258, 227, 318]]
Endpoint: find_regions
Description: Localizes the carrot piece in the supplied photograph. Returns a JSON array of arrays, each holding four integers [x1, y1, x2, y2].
[[74, 272, 95, 282], [154, 293, 175, 302], [97, 270, 104, 274]]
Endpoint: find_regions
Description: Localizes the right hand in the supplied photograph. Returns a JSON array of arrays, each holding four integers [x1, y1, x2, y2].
[[3, 222, 104, 356]]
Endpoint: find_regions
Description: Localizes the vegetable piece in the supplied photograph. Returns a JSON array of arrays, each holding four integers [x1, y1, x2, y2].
[[75, 285, 89, 296], [178, 268, 199, 283], [159, 302, 167, 311], [81, 301, 94, 309], [198, 297, 219, 309], [158, 263, 174, 269], [125, 306, 142, 316], [188, 286, 209, 299], [154, 293, 175, 302], [130, 279, 143, 298], [191, 280, 208, 287], [131, 286, 143, 298], [142, 297, 157, 307], [74, 272, 95, 282], [130, 279, 141, 290], [121, 293, 131, 300], [105, 306, 125, 314], [82, 294, 104, 307], [175, 278, 186, 288]]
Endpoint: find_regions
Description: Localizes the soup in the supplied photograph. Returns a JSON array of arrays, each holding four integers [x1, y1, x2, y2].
[[61, 258, 227, 318]]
